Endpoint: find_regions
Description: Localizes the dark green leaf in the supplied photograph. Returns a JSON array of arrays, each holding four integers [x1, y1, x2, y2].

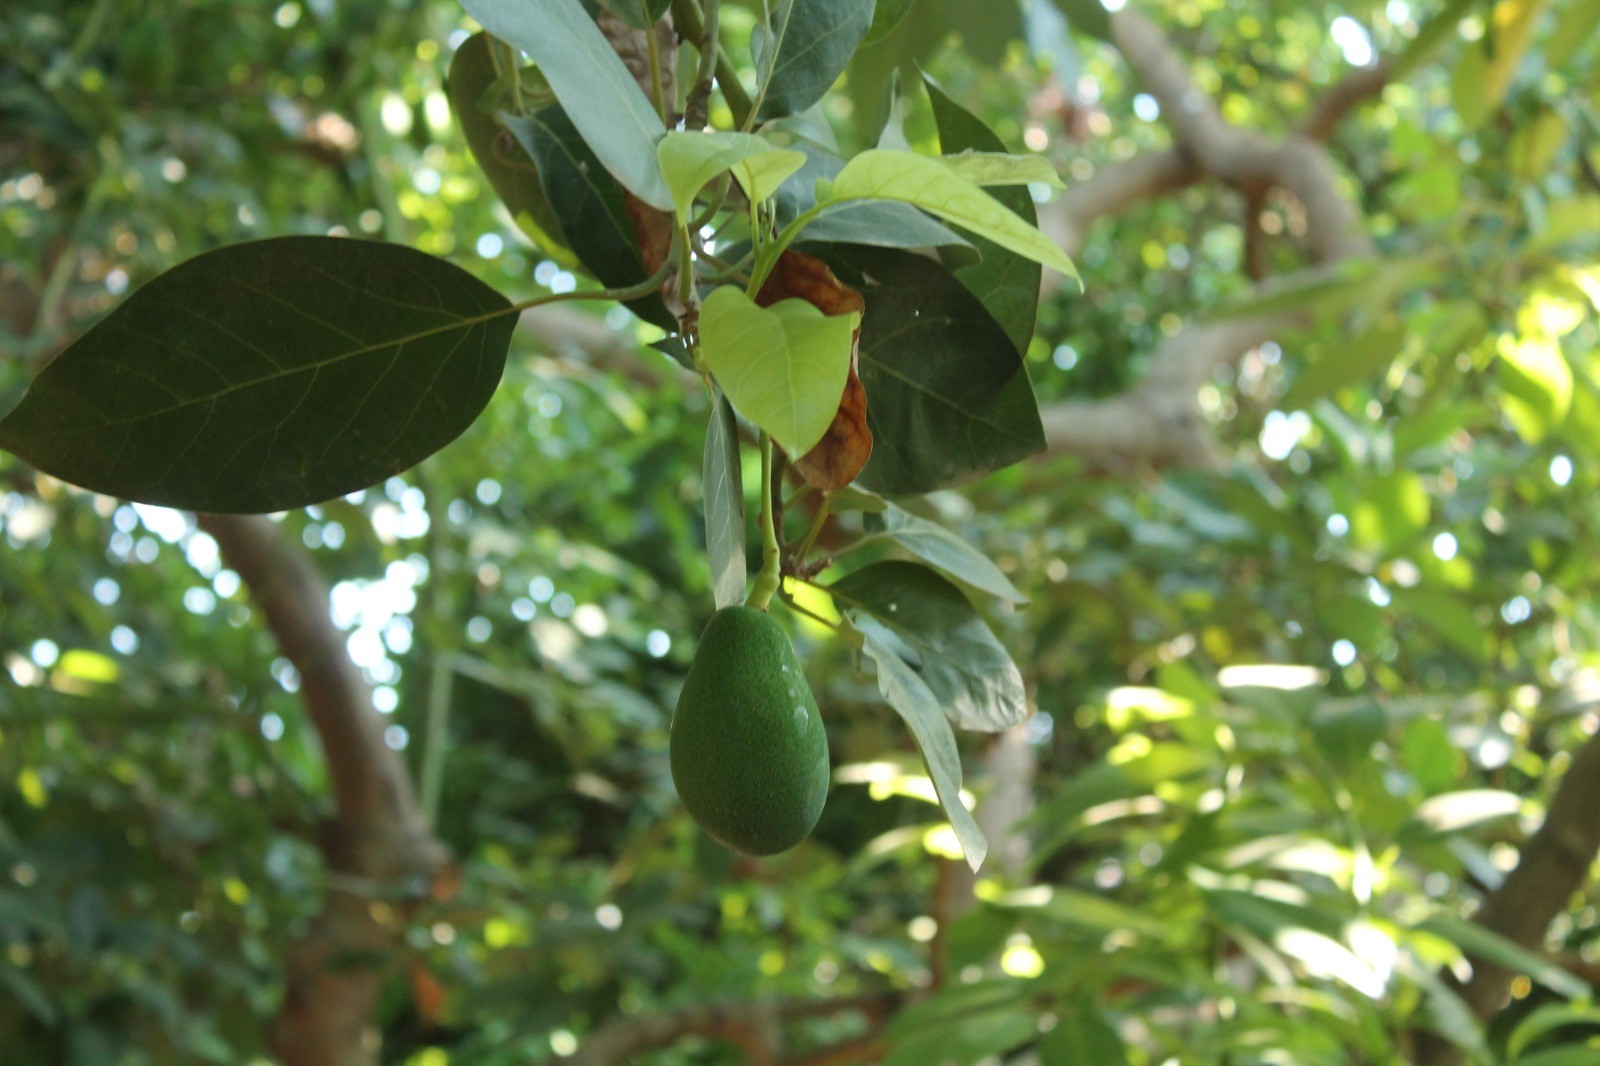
[[925, 74, 1039, 354], [0, 237, 512, 512], [506, 107, 675, 330], [831, 560, 1028, 731], [752, 0, 878, 121], [459, 0, 672, 210], [826, 247, 1045, 495], [1038, 1002, 1128, 1065], [446, 33, 568, 249], [704, 391, 746, 609], [859, 627, 987, 870]]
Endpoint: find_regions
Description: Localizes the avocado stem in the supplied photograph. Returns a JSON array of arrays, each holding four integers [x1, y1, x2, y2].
[[745, 431, 781, 611]]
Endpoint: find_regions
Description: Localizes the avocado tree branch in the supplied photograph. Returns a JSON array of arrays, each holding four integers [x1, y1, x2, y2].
[[198, 513, 449, 1066], [1413, 725, 1600, 1066], [1034, 8, 1379, 468]]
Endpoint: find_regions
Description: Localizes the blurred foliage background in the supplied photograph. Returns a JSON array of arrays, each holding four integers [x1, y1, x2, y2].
[[4, 0, 1600, 1063]]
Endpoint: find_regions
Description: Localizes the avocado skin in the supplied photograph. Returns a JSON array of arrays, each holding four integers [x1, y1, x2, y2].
[[670, 607, 830, 856]]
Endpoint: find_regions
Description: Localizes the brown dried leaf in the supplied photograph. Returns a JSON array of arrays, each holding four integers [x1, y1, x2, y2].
[[756, 251, 872, 489], [625, 194, 685, 320]]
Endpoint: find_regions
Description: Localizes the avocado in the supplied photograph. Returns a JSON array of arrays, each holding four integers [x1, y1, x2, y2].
[[670, 607, 830, 856]]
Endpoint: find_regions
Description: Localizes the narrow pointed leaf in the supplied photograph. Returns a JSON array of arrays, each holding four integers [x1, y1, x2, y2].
[[459, 0, 672, 210], [860, 627, 988, 871], [831, 560, 1029, 731], [854, 505, 1027, 604], [703, 391, 747, 609], [752, 0, 878, 120], [0, 237, 513, 513]]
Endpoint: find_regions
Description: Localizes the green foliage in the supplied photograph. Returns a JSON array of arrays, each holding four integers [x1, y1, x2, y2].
[[5, 0, 1600, 1061], [669, 606, 830, 855]]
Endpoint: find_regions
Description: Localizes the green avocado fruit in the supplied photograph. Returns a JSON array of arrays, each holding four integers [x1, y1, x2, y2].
[[670, 607, 830, 856]]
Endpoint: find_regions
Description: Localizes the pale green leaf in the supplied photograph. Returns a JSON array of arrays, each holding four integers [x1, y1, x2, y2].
[[656, 131, 804, 221], [699, 286, 858, 456], [941, 151, 1063, 188], [861, 627, 988, 871], [827, 149, 1080, 284]]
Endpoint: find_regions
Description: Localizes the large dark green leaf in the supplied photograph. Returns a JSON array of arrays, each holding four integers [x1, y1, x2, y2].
[[459, 0, 672, 210], [752, 0, 878, 120], [859, 626, 988, 870], [774, 145, 971, 255], [830, 560, 1028, 731], [445, 32, 566, 248], [505, 107, 675, 330], [703, 390, 746, 609], [825, 247, 1045, 495], [0, 237, 513, 513], [924, 74, 1040, 354]]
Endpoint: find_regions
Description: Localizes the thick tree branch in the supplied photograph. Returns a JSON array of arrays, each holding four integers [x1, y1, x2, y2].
[[199, 514, 448, 1066], [1414, 727, 1600, 1066], [1299, 60, 1392, 141], [564, 991, 902, 1066], [1035, 9, 1378, 466]]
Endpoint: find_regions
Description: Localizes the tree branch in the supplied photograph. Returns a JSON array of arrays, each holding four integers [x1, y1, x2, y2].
[[1414, 727, 1600, 1066], [198, 514, 448, 1066], [1033, 8, 1379, 467]]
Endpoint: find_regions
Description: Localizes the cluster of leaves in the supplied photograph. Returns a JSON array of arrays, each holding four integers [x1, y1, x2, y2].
[[0, 0, 1093, 867], [6, 0, 1600, 1063]]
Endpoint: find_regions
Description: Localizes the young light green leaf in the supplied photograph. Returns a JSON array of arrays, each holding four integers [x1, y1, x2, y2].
[[940, 151, 1063, 188], [703, 390, 747, 609], [827, 149, 1080, 284], [1497, 333, 1572, 443], [656, 131, 804, 220], [830, 560, 1029, 731], [458, 0, 672, 211], [0, 237, 513, 513], [699, 286, 858, 457], [860, 627, 988, 872], [852, 505, 1027, 604]]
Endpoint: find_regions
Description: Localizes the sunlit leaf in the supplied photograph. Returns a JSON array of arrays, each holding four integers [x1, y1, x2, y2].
[[657, 131, 804, 221], [859, 627, 988, 871], [699, 286, 858, 457], [827, 149, 1079, 282]]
